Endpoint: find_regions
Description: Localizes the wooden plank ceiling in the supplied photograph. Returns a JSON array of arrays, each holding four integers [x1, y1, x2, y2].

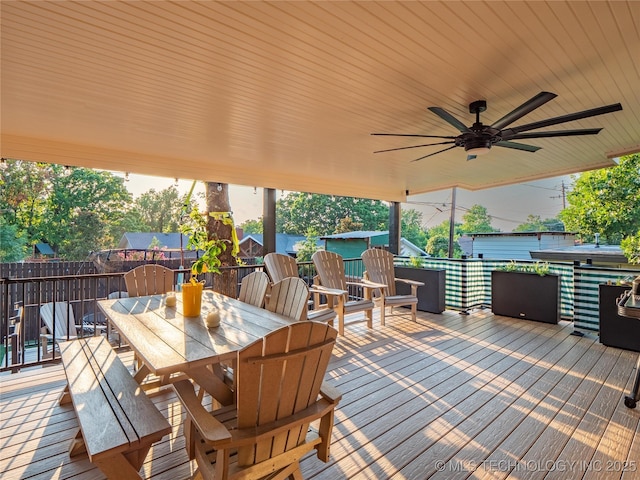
[[1, 1, 639, 202]]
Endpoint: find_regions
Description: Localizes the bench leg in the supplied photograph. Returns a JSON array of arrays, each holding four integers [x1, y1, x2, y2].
[[59, 384, 72, 405], [69, 428, 87, 457], [95, 452, 146, 479]]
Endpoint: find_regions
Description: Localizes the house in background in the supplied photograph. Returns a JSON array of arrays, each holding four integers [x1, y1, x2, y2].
[[30, 243, 57, 261], [238, 233, 323, 260], [466, 232, 577, 260], [320, 231, 428, 259], [117, 232, 191, 259]]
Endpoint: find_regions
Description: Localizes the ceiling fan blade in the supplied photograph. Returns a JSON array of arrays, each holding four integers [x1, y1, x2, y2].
[[490, 91, 557, 130], [428, 107, 471, 133], [374, 141, 456, 154], [494, 141, 541, 152], [371, 133, 457, 139], [410, 145, 457, 162], [504, 128, 602, 141], [504, 103, 622, 135]]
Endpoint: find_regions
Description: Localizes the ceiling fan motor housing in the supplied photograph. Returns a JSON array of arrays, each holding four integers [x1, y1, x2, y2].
[[462, 134, 493, 152]]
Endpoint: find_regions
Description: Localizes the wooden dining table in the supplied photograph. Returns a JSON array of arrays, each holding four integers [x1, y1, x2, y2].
[[97, 289, 296, 405]]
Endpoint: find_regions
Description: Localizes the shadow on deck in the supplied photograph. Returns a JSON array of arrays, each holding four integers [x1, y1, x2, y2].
[[2, 308, 639, 479]]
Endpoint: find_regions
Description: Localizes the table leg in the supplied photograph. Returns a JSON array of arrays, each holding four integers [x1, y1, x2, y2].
[[187, 365, 234, 406], [624, 354, 640, 409]]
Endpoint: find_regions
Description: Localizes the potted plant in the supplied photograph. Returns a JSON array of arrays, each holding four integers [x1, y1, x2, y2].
[[394, 255, 446, 313], [491, 261, 560, 324], [179, 207, 227, 317]]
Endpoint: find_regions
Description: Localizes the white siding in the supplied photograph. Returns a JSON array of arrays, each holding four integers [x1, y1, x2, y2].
[[471, 233, 575, 260]]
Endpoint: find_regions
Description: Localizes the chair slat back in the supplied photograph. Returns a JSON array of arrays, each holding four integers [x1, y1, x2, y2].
[[312, 250, 348, 292], [238, 271, 270, 308], [235, 322, 337, 466], [40, 302, 77, 340], [361, 248, 397, 296], [124, 265, 174, 297], [266, 277, 310, 321], [264, 253, 299, 283]]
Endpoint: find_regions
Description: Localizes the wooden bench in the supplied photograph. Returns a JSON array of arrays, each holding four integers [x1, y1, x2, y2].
[[58, 336, 172, 479]]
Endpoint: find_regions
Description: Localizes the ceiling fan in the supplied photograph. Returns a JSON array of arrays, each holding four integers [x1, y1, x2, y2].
[[371, 92, 622, 162]]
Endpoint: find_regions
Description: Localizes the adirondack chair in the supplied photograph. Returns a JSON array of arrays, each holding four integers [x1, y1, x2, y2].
[[9, 306, 24, 371], [263, 252, 337, 325], [361, 248, 424, 325], [40, 301, 80, 358], [124, 264, 175, 297], [173, 321, 341, 480], [312, 250, 378, 335], [263, 252, 299, 283], [237, 271, 269, 308], [266, 277, 311, 322]]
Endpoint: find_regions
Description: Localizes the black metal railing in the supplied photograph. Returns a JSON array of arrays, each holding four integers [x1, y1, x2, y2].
[[3, 257, 638, 373]]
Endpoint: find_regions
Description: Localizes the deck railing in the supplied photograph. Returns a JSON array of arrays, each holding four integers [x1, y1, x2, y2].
[[2, 257, 638, 372]]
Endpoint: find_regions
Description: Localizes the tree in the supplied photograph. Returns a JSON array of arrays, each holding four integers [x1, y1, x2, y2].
[[621, 232, 640, 264], [0, 218, 28, 262], [460, 204, 497, 234], [1, 162, 133, 259], [401, 209, 428, 250], [36, 166, 132, 258], [0, 160, 49, 241], [425, 220, 463, 258], [239, 218, 263, 234], [295, 228, 321, 262], [513, 215, 565, 232], [133, 186, 186, 233], [276, 193, 388, 235], [204, 182, 238, 297], [334, 216, 363, 234], [560, 154, 640, 244]]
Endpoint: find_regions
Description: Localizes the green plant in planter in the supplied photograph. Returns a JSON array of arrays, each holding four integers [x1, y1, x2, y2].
[[500, 260, 551, 276], [180, 207, 227, 276], [408, 255, 426, 268]]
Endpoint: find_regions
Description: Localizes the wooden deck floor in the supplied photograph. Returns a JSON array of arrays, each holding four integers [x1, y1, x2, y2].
[[2, 308, 640, 480]]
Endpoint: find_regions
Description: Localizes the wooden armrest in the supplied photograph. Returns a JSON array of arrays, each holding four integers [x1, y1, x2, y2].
[[353, 280, 387, 290], [310, 286, 347, 297], [395, 278, 425, 287], [320, 382, 342, 403], [173, 380, 232, 445]]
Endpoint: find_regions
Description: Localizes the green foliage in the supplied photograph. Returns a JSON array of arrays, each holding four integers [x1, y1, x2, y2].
[[179, 207, 227, 275], [276, 193, 388, 235], [500, 260, 551, 276], [513, 214, 565, 232], [133, 186, 191, 233], [334, 216, 364, 234], [1, 161, 132, 260], [401, 209, 428, 249], [295, 228, 321, 263], [560, 154, 640, 244], [239, 218, 263, 234], [408, 255, 425, 268], [425, 220, 463, 258], [0, 218, 28, 262], [621, 232, 640, 265], [460, 204, 498, 234]]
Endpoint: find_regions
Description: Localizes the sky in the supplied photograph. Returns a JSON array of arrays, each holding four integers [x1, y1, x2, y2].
[[122, 172, 574, 233]]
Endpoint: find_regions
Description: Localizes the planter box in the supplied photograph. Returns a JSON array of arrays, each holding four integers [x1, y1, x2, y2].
[[598, 284, 640, 352], [491, 270, 559, 324], [394, 267, 446, 313]]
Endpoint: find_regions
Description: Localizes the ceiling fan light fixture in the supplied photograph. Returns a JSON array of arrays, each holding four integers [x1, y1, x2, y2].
[[464, 138, 492, 156]]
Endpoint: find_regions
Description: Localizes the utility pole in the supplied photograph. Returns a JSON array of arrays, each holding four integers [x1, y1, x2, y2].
[[551, 181, 567, 209], [448, 187, 456, 258]]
